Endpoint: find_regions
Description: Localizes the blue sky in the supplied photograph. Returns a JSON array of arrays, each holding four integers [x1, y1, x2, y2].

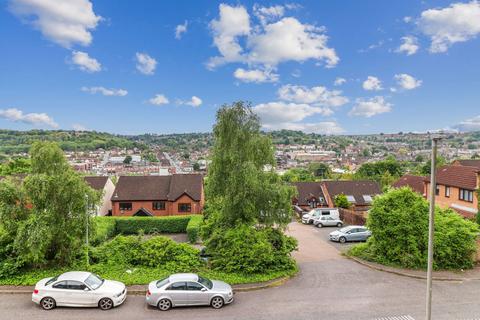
[[0, 0, 479, 135]]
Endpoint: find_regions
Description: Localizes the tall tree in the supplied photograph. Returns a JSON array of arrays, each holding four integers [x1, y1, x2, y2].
[[308, 162, 332, 179]]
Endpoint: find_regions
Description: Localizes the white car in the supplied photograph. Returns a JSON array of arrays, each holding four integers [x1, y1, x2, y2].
[[32, 271, 127, 310], [302, 208, 340, 224], [313, 216, 343, 228]]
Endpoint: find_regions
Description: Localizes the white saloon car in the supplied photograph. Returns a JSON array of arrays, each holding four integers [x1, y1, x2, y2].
[[32, 271, 127, 310]]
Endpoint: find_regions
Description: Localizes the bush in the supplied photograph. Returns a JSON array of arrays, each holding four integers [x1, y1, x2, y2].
[[90, 217, 116, 245], [186, 215, 203, 243], [205, 225, 297, 274], [114, 216, 192, 234], [91, 235, 202, 270], [349, 187, 479, 270]]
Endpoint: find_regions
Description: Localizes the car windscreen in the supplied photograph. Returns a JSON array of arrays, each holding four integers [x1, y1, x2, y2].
[[45, 275, 59, 286], [197, 276, 213, 289], [339, 227, 352, 233], [85, 274, 104, 290], [156, 277, 169, 288]]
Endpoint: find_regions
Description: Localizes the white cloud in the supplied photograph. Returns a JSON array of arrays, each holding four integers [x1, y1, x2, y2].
[[349, 96, 392, 118], [81, 86, 128, 96], [453, 115, 480, 132], [175, 21, 188, 39], [362, 76, 383, 91], [394, 73, 422, 90], [135, 52, 157, 75], [277, 84, 349, 108], [396, 36, 419, 55], [9, 0, 101, 48], [404, 16, 413, 23], [207, 4, 338, 72], [148, 94, 169, 106], [0, 108, 58, 128], [418, 1, 480, 53], [334, 77, 346, 86], [72, 123, 88, 131], [262, 120, 344, 134], [71, 51, 101, 72], [185, 96, 202, 107], [253, 4, 285, 25], [233, 68, 278, 83], [253, 102, 332, 125]]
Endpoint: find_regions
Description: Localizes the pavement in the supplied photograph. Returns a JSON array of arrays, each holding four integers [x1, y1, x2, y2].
[[1, 222, 480, 320]]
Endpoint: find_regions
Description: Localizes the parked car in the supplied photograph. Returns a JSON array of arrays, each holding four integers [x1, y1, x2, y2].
[[302, 208, 340, 224], [146, 273, 233, 311], [313, 216, 343, 228], [329, 226, 371, 243], [32, 271, 126, 311]]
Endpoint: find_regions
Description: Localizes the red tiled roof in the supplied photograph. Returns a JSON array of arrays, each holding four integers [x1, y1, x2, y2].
[[456, 159, 480, 170], [293, 182, 327, 206], [322, 180, 382, 205], [84, 176, 108, 191], [393, 174, 425, 194], [425, 165, 479, 190]]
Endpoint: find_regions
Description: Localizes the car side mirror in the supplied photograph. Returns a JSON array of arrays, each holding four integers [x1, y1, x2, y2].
[[201, 288, 207, 292], [84, 287, 90, 291]]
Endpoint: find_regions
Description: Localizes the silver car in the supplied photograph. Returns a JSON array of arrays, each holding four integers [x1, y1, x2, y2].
[[329, 226, 372, 243], [146, 273, 234, 311], [313, 216, 343, 228]]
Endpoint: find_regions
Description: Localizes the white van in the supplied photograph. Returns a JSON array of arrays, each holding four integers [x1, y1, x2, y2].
[[301, 208, 340, 224]]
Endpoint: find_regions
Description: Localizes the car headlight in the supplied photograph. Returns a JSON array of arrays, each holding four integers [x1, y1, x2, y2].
[[228, 291, 233, 296], [114, 291, 124, 298]]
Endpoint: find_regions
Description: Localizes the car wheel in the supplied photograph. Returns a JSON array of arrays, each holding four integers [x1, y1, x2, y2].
[[211, 296, 224, 309], [339, 236, 347, 244], [157, 298, 172, 311], [316, 223, 323, 228], [337, 222, 343, 227], [99, 298, 114, 310], [40, 297, 56, 310]]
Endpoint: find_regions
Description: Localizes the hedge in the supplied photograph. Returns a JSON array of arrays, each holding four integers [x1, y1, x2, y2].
[[90, 217, 116, 245], [186, 215, 203, 243], [114, 216, 192, 234]]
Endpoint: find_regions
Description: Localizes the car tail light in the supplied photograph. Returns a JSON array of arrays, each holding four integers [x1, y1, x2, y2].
[[33, 289, 39, 294], [146, 290, 151, 296]]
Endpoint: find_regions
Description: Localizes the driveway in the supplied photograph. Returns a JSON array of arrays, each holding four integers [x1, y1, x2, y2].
[[1, 222, 480, 319]]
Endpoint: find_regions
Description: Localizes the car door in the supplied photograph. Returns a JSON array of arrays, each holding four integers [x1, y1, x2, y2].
[[165, 282, 188, 306], [357, 228, 370, 241], [67, 280, 94, 306], [325, 217, 335, 226], [347, 228, 359, 241], [51, 281, 70, 306], [186, 281, 209, 305]]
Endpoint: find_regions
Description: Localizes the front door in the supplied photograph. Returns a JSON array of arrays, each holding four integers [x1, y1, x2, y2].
[[67, 281, 94, 306], [186, 282, 209, 305]]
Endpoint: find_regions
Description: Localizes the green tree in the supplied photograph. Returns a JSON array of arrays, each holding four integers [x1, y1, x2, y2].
[[281, 168, 315, 182], [354, 157, 405, 186], [193, 163, 200, 171], [123, 155, 132, 164], [0, 142, 99, 271], [334, 194, 350, 209], [308, 162, 332, 179], [0, 158, 31, 175], [419, 155, 446, 175]]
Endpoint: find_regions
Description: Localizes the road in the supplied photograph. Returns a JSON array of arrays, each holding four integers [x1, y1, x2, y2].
[[1, 222, 479, 320]]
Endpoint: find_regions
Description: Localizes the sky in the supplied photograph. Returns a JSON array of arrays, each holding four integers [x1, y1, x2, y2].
[[0, 0, 479, 135]]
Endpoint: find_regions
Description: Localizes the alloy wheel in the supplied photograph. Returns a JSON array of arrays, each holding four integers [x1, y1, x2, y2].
[[339, 237, 346, 244], [158, 299, 171, 311], [41, 297, 56, 310], [211, 296, 224, 309], [99, 298, 114, 310]]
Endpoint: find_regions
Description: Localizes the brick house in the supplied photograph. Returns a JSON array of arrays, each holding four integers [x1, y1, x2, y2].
[[111, 174, 204, 216], [425, 165, 480, 219], [84, 176, 115, 216], [293, 180, 381, 212], [392, 174, 426, 196]]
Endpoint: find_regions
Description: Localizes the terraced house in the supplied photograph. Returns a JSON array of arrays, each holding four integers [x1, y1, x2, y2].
[[111, 174, 204, 216]]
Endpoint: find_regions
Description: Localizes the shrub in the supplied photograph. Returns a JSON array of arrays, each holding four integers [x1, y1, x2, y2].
[[91, 235, 142, 266], [90, 217, 116, 245], [205, 225, 297, 274], [334, 194, 351, 209], [349, 187, 479, 270], [186, 215, 203, 243], [114, 215, 192, 234]]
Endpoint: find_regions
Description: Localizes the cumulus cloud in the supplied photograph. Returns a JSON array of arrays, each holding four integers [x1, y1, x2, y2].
[[453, 115, 480, 132], [418, 1, 480, 53], [8, 0, 101, 48], [277, 84, 349, 108], [0, 108, 58, 128], [396, 36, 419, 55], [148, 94, 169, 106], [334, 77, 346, 86], [349, 96, 392, 118], [175, 21, 188, 39], [362, 76, 383, 91], [135, 52, 157, 75], [71, 51, 101, 72], [253, 102, 333, 125], [81, 86, 127, 96], [233, 68, 278, 83], [207, 4, 338, 73], [262, 120, 345, 134], [72, 123, 88, 131], [184, 96, 202, 107], [394, 73, 422, 90]]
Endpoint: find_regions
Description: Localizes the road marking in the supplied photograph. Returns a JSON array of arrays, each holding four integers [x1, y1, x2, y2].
[[374, 316, 415, 320]]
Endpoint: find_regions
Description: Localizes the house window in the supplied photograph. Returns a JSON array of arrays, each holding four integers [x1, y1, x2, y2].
[[459, 189, 474, 202], [119, 202, 132, 211], [153, 201, 165, 210], [435, 185, 440, 196], [346, 195, 356, 203], [445, 186, 450, 198], [178, 203, 192, 213]]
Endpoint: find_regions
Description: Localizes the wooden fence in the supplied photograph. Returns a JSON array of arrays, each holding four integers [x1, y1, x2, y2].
[[339, 208, 367, 226]]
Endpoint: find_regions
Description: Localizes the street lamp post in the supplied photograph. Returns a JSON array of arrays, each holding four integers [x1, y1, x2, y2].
[[426, 137, 441, 320], [85, 195, 89, 267]]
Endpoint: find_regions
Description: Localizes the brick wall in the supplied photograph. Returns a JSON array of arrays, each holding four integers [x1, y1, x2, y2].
[[112, 194, 202, 216]]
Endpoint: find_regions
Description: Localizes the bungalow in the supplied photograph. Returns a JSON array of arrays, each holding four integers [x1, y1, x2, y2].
[[293, 180, 381, 212], [84, 176, 115, 216], [425, 165, 479, 219], [111, 174, 204, 216]]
